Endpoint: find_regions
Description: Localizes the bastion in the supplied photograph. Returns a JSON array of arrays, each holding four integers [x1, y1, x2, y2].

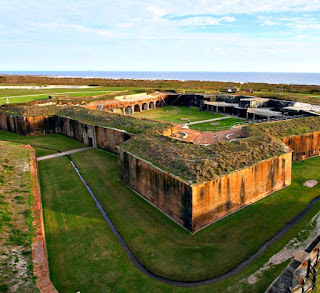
[[0, 104, 320, 233]]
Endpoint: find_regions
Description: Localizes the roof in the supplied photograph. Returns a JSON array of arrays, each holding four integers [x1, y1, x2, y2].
[[247, 108, 283, 117], [204, 101, 238, 107]]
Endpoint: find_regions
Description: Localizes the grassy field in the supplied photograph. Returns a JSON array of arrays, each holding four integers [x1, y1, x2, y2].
[[70, 149, 320, 281], [36, 148, 320, 292], [38, 156, 175, 292], [0, 95, 50, 105], [0, 86, 121, 97], [0, 86, 128, 105], [1, 132, 319, 291], [189, 117, 244, 131], [134, 106, 225, 123], [0, 141, 37, 292], [0, 132, 318, 292], [0, 131, 84, 156]]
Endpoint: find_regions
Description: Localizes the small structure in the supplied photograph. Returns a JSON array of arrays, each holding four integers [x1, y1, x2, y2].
[[222, 86, 240, 93], [239, 97, 270, 108], [246, 108, 283, 121], [244, 88, 253, 93]]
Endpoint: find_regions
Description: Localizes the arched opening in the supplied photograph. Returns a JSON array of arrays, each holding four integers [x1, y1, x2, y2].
[[134, 104, 141, 113], [125, 106, 133, 114], [142, 103, 148, 111], [156, 100, 161, 108], [149, 101, 154, 109], [119, 107, 124, 114]]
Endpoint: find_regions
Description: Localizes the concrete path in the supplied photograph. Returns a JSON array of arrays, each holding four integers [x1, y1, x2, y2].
[[184, 116, 231, 126], [37, 147, 93, 161]]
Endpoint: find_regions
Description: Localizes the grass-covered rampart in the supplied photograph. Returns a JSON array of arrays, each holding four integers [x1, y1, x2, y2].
[[246, 116, 320, 138], [122, 116, 320, 182], [0, 104, 172, 134], [1, 104, 320, 182]]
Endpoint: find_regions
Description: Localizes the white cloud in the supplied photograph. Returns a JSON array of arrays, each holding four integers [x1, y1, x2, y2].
[[258, 15, 320, 31], [36, 23, 117, 37], [261, 20, 279, 26], [147, 5, 168, 19], [178, 16, 236, 26]]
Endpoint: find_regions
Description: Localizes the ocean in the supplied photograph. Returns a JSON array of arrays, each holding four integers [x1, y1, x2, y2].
[[1, 71, 320, 86]]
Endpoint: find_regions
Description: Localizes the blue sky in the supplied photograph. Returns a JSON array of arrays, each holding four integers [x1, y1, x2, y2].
[[1, 0, 320, 72]]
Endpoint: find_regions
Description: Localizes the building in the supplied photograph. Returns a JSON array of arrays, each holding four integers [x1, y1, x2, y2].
[[222, 86, 240, 93]]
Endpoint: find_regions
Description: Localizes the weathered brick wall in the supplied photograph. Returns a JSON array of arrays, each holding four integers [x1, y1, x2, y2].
[[119, 149, 193, 231], [55, 116, 97, 147], [95, 126, 132, 154], [119, 149, 292, 233], [282, 131, 320, 161], [0, 113, 55, 135], [0, 113, 133, 154], [192, 152, 292, 232]]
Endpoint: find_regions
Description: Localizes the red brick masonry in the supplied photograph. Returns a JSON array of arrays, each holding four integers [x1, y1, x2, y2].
[[25, 145, 57, 293]]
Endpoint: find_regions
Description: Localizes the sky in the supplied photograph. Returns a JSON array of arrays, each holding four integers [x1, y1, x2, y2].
[[1, 0, 320, 72]]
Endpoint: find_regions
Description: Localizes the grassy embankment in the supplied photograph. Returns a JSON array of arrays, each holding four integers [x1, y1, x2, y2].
[[0, 131, 84, 157], [123, 116, 320, 182], [0, 141, 37, 292], [0, 105, 172, 135], [2, 132, 319, 292]]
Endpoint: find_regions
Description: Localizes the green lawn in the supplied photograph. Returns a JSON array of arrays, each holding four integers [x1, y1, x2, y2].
[[38, 156, 175, 292], [0, 95, 50, 105], [2, 132, 319, 292], [134, 106, 225, 123], [189, 117, 244, 131], [0, 86, 126, 105], [0, 131, 84, 156], [70, 150, 320, 281], [0, 86, 119, 98]]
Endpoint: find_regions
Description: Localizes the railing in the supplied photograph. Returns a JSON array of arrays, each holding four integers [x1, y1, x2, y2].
[[290, 246, 319, 292]]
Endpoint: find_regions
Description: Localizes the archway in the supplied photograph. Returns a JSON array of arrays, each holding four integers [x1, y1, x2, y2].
[[125, 106, 133, 114], [156, 100, 161, 108], [134, 104, 141, 113], [149, 102, 154, 109], [142, 103, 148, 111]]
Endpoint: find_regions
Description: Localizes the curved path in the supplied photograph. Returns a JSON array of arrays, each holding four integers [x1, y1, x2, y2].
[[66, 153, 320, 287]]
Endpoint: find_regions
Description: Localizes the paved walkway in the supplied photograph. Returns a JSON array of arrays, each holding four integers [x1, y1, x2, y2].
[[184, 116, 231, 126], [37, 147, 93, 161]]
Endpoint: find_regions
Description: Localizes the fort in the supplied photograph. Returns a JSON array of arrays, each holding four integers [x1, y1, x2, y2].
[[1, 92, 319, 233]]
